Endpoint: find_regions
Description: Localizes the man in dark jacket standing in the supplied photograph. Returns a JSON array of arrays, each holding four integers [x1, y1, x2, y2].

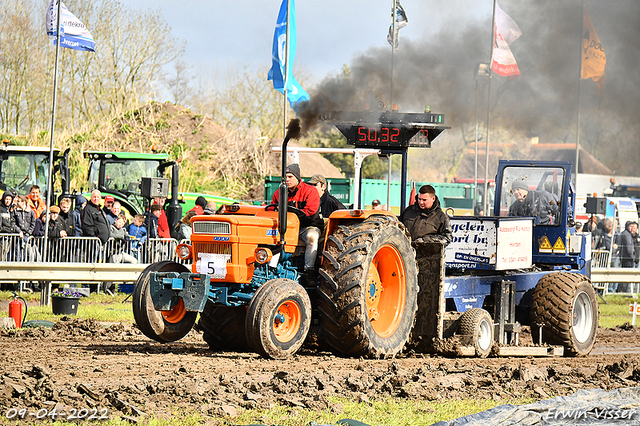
[[70, 195, 86, 236], [271, 164, 322, 271], [82, 190, 110, 244], [400, 184, 452, 246], [0, 191, 17, 233], [619, 221, 637, 268], [308, 174, 345, 220]]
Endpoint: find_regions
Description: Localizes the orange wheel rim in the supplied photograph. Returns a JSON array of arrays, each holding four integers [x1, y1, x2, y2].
[[272, 300, 302, 343], [366, 244, 406, 338], [162, 298, 187, 323]]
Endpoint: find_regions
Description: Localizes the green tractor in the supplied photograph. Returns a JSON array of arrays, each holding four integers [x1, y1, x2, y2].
[[84, 151, 236, 232]]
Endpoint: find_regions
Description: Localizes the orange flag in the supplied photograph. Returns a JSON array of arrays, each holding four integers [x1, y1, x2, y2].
[[581, 8, 606, 94]]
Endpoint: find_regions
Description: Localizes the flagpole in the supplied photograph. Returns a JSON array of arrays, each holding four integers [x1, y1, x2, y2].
[[483, 0, 496, 216], [390, 0, 397, 109], [283, 0, 290, 139], [574, 2, 584, 186], [42, 0, 64, 263]]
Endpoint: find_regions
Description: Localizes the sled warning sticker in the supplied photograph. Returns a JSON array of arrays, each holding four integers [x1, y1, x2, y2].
[[539, 236, 552, 252], [553, 237, 566, 253]]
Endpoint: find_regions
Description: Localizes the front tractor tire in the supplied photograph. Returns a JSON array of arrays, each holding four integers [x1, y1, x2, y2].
[[245, 279, 312, 359], [318, 215, 418, 358], [530, 272, 598, 357], [132, 261, 197, 343]]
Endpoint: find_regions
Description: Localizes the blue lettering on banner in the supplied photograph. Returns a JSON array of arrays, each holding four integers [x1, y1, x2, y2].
[[266, 230, 278, 236], [455, 252, 490, 264], [212, 236, 230, 242]]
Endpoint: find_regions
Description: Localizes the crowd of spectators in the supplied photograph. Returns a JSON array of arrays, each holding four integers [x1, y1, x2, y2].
[[579, 215, 640, 293], [0, 186, 219, 264]]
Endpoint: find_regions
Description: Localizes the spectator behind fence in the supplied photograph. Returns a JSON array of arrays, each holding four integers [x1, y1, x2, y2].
[[70, 195, 87, 237], [619, 221, 638, 268], [106, 201, 122, 226], [189, 196, 207, 215], [109, 214, 137, 264], [152, 197, 171, 238], [13, 195, 35, 240], [34, 206, 66, 238], [82, 190, 110, 244], [203, 201, 217, 215], [102, 195, 114, 217], [58, 198, 73, 237], [148, 204, 162, 238], [27, 185, 47, 219], [176, 211, 196, 241], [0, 191, 17, 234], [128, 214, 147, 249], [584, 215, 598, 233]]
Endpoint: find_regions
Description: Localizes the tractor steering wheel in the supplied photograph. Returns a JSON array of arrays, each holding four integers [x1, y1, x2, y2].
[[264, 203, 306, 220]]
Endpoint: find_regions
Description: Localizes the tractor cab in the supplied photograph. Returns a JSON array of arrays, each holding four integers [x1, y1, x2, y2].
[[84, 151, 181, 229], [0, 144, 70, 204]]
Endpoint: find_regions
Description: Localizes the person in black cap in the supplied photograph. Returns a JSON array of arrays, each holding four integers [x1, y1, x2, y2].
[[271, 163, 323, 272], [309, 174, 345, 219], [508, 180, 560, 225], [371, 199, 382, 210], [189, 196, 208, 215]]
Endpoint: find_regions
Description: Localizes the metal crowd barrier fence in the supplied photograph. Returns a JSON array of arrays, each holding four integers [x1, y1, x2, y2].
[[592, 250, 611, 268], [0, 234, 191, 265]]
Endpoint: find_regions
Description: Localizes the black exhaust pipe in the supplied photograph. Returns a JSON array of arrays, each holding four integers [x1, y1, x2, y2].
[[279, 119, 301, 247]]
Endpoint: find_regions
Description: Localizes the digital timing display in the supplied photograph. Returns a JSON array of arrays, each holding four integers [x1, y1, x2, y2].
[[356, 126, 401, 144]]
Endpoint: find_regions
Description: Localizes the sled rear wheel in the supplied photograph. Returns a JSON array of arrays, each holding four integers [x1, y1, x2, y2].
[[531, 272, 598, 356], [458, 308, 494, 358]]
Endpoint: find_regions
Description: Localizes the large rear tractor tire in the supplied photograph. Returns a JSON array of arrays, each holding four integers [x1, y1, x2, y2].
[[132, 261, 197, 343], [199, 304, 249, 352], [458, 308, 494, 358], [245, 279, 312, 359], [318, 215, 418, 358], [530, 272, 598, 356]]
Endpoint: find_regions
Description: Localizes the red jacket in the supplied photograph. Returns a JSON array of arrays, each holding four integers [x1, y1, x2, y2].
[[158, 209, 171, 238], [272, 182, 323, 228]]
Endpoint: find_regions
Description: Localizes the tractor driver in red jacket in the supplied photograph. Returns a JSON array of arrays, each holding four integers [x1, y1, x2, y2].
[[271, 163, 323, 272]]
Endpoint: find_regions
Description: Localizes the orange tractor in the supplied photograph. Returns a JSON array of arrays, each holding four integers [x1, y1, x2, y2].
[[133, 112, 598, 360], [133, 113, 446, 359]]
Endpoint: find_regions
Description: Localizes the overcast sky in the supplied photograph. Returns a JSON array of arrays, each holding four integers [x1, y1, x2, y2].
[[126, 0, 491, 80]]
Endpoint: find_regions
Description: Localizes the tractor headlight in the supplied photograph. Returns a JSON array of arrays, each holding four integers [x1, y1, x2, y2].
[[254, 247, 272, 264], [176, 243, 192, 260]]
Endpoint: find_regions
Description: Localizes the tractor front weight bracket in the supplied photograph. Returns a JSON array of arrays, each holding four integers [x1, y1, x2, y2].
[[150, 271, 210, 312]]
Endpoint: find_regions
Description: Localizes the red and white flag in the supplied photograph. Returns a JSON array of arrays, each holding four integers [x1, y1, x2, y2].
[[491, 2, 521, 77]]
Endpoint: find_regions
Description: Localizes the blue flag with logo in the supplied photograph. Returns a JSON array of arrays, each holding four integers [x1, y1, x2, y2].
[[267, 0, 310, 110], [46, 0, 96, 52]]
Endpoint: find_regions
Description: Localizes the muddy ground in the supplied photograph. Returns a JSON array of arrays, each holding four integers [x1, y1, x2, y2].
[[0, 320, 638, 424]]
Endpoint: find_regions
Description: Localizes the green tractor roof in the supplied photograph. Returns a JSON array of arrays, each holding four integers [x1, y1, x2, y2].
[[84, 151, 169, 161]]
